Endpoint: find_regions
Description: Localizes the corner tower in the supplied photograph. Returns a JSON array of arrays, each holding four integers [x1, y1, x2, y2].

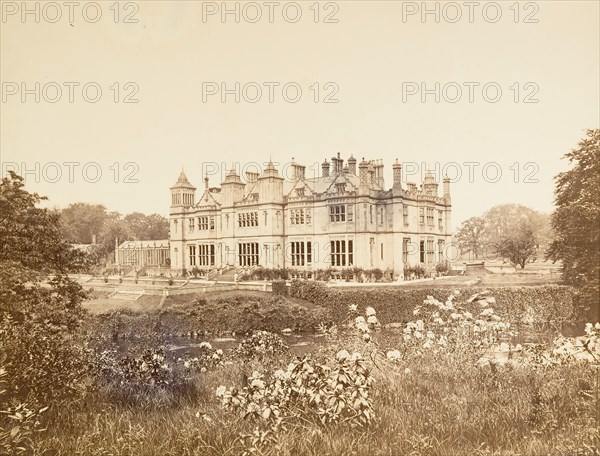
[[170, 170, 196, 208]]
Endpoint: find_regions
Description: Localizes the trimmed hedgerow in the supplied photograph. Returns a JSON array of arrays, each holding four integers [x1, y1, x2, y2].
[[288, 281, 582, 331]]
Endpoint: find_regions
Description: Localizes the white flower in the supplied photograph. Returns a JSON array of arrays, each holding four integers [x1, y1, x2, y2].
[[363, 333, 371, 342], [404, 368, 411, 374], [438, 336, 447, 346], [414, 331, 423, 339], [365, 307, 377, 317], [415, 320, 425, 331], [200, 367, 207, 373], [351, 352, 362, 362], [355, 316, 370, 332], [336, 349, 350, 362], [184, 361, 190, 368], [199, 342, 213, 350], [434, 317, 444, 325], [216, 385, 227, 397], [216, 349, 223, 356], [349, 304, 358, 312], [274, 369, 286, 379], [426, 331, 435, 339], [423, 340, 432, 349], [595, 322, 600, 330], [386, 350, 401, 361], [453, 290, 460, 295], [367, 315, 379, 325]]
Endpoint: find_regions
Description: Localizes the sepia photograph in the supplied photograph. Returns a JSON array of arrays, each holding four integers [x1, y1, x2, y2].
[[0, 1, 599, 455]]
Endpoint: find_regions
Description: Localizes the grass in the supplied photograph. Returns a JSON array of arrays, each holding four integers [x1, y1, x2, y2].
[[35, 342, 599, 456], [26, 288, 600, 456]]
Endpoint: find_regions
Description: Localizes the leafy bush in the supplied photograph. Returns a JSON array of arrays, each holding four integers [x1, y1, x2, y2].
[[0, 366, 49, 456], [235, 331, 289, 361], [92, 348, 196, 405], [217, 351, 374, 455], [371, 268, 384, 281], [271, 280, 287, 295]]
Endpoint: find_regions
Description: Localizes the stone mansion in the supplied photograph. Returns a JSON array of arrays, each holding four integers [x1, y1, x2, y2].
[[152, 154, 452, 280]]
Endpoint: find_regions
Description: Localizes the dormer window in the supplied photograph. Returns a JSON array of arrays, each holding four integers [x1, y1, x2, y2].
[[336, 183, 346, 193], [296, 188, 305, 197]]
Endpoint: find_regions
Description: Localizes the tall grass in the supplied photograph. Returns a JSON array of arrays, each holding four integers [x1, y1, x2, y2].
[[32, 347, 599, 455], [25, 294, 600, 456]]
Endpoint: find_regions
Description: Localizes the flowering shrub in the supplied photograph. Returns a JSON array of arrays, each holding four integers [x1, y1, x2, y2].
[[524, 322, 600, 367], [389, 291, 516, 362], [348, 305, 381, 343], [92, 348, 195, 404], [235, 331, 289, 361], [217, 352, 375, 454], [176, 342, 224, 376]]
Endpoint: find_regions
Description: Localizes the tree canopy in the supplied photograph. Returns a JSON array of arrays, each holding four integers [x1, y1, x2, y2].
[[0, 172, 88, 402], [454, 204, 550, 267], [547, 129, 600, 296]]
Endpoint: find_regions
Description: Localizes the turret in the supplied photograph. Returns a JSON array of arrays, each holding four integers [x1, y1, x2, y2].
[[221, 165, 245, 207], [170, 169, 196, 208], [257, 159, 284, 203]]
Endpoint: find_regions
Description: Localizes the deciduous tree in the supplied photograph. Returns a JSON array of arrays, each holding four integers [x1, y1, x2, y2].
[[547, 129, 600, 310]]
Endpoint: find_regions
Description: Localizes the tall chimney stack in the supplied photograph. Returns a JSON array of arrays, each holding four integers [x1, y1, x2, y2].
[[348, 155, 357, 175]]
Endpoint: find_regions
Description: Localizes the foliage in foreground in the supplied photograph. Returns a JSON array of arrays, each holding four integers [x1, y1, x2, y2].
[[7, 290, 600, 455]]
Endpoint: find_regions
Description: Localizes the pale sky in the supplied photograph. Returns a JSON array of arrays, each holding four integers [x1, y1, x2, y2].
[[1, 0, 599, 227]]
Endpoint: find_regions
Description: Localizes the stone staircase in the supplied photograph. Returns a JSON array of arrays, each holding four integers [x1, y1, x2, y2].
[[108, 287, 145, 301]]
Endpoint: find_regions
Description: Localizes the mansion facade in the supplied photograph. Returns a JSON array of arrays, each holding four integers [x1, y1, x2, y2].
[[165, 154, 452, 280]]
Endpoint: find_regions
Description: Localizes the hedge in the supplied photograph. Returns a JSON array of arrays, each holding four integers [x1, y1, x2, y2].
[[288, 281, 585, 332], [271, 280, 288, 296]]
